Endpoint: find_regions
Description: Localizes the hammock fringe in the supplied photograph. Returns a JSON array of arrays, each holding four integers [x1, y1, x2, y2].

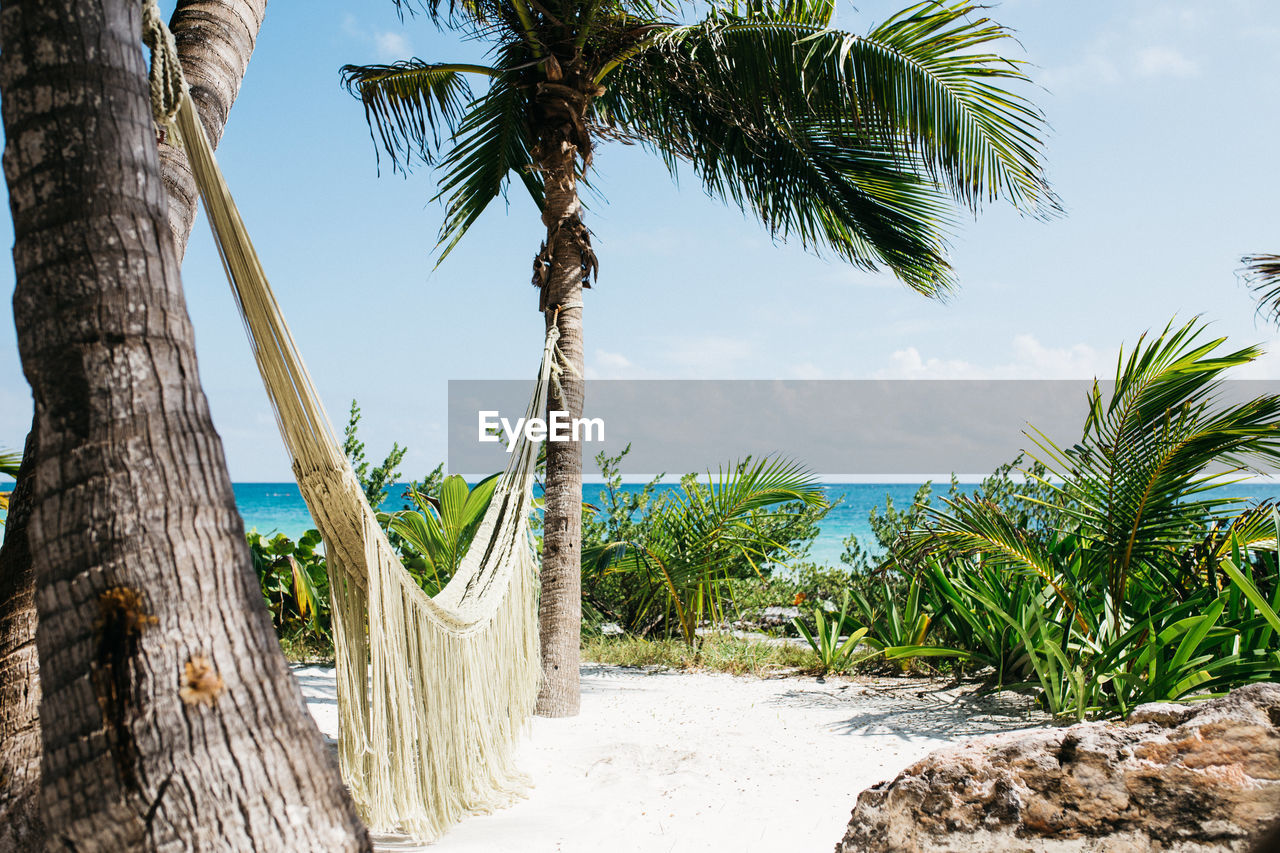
[[165, 55, 544, 842]]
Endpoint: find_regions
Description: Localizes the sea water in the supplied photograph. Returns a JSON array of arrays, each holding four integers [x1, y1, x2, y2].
[[232, 481, 1280, 568]]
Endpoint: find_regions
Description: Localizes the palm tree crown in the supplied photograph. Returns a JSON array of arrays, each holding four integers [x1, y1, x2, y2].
[[342, 0, 1057, 294]]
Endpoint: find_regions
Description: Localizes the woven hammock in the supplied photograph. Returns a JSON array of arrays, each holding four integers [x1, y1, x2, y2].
[[144, 4, 546, 841]]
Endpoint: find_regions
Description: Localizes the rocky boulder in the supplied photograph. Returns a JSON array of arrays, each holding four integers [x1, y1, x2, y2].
[[836, 683, 1280, 852]]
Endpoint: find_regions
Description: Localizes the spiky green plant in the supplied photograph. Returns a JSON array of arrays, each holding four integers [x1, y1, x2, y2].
[[585, 456, 827, 644], [922, 320, 1280, 636], [905, 319, 1280, 716], [792, 592, 870, 673]]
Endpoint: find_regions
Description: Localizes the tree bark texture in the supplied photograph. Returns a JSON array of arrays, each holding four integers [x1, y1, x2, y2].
[[532, 65, 595, 718], [0, 430, 42, 849], [0, 0, 370, 849], [0, 0, 269, 844], [159, 0, 267, 257]]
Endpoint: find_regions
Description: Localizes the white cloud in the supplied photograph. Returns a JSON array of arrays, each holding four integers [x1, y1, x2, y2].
[[660, 335, 754, 376], [587, 349, 636, 379], [585, 335, 756, 378], [789, 362, 827, 380], [341, 15, 411, 62], [1039, 4, 1207, 92], [374, 32, 411, 62], [1231, 348, 1280, 379], [1135, 46, 1199, 79], [875, 334, 1112, 380]]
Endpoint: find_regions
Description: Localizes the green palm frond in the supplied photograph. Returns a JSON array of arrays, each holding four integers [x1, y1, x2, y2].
[[1028, 319, 1280, 608], [589, 456, 826, 642], [1202, 502, 1279, 565], [911, 496, 1080, 613], [432, 70, 544, 261], [848, 1, 1055, 211], [390, 0, 524, 34], [0, 448, 20, 479], [1243, 254, 1280, 326], [340, 60, 484, 174], [598, 68, 959, 292], [592, 0, 1052, 293]]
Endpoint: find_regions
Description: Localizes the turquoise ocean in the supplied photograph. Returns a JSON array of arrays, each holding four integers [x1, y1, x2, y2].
[[233, 481, 1280, 567]]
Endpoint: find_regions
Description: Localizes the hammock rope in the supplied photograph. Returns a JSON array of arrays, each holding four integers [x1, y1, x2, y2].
[[143, 2, 546, 840]]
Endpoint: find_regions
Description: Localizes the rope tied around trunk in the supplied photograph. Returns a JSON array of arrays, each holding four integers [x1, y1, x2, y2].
[[141, 0, 183, 129]]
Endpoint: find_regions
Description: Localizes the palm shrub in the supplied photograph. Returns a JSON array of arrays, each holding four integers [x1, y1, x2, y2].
[[585, 456, 828, 644], [908, 319, 1280, 717], [380, 472, 501, 595], [581, 445, 669, 632]]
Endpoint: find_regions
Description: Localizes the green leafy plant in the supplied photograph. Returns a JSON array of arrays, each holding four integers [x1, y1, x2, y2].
[[343, 399, 407, 508], [850, 574, 951, 671], [586, 456, 828, 644], [791, 593, 870, 674], [580, 445, 668, 633], [902, 319, 1280, 717], [381, 472, 500, 594], [249, 528, 331, 645]]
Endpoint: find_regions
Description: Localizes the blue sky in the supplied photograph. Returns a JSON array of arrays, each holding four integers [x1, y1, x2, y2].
[[1, 0, 1278, 481]]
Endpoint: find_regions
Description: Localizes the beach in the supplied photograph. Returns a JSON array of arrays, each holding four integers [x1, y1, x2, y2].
[[296, 664, 1048, 853]]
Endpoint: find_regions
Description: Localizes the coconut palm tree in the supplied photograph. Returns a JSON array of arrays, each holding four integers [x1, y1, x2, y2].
[[341, 0, 1057, 715], [0, 1, 270, 844], [1, 0, 369, 847]]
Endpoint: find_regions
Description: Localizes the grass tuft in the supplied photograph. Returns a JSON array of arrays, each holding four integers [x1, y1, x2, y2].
[[582, 633, 824, 676]]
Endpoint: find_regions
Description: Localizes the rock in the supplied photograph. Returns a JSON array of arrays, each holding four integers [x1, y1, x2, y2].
[[758, 606, 801, 627], [836, 683, 1280, 853]]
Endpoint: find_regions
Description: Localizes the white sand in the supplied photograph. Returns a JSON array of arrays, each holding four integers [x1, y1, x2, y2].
[[293, 664, 1047, 852]]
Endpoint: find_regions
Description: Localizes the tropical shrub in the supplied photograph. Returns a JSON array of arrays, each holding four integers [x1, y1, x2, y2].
[[249, 528, 331, 644], [791, 593, 870, 674], [585, 456, 829, 644], [582, 448, 833, 637], [905, 320, 1280, 717], [379, 472, 500, 595]]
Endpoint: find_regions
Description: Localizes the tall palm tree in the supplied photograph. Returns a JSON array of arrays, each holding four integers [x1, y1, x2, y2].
[[342, 0, 1056, 715], [0, 2, 270, 844], [1, 0, 370, 847]]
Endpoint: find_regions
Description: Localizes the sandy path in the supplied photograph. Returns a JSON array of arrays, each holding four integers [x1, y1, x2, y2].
[[294, 664, 1047, 853]]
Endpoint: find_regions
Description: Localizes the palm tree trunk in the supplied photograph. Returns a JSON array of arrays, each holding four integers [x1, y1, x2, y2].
[[532, 72, 594, 717], [159, 0, 268, 256], [0, 1, 268, 841], [0, 0, 368, 848], [0, 431, 41, 849]]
